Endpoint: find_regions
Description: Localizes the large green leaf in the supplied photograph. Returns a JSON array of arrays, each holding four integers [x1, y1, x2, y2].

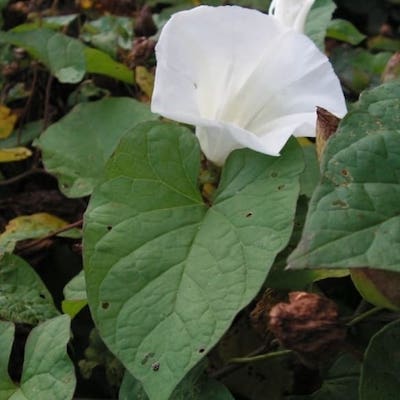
[[288, 81, 400, 272], [36, 97, 157, 198], [0, 315, 76, 400], [360, 319, 400, 399], [0, 254, 59, 325], [0, 28, 86, 83], [84, 121, 303, 399]]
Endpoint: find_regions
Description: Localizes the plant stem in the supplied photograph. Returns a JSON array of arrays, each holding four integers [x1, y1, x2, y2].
[[227, 349, 293, 364], [346, 306, 384, 327], [18, 219, 83, 251]]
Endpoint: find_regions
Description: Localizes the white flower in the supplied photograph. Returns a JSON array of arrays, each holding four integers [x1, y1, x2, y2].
[[269, 0, 316, 33], [151, 5, 346, 165]]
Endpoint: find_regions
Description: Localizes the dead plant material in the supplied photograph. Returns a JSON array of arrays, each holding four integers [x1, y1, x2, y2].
[[268, 291, 347, 367]]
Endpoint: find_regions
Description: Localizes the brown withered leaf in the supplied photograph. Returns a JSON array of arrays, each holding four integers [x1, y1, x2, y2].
[[269, 291, 346, 367]]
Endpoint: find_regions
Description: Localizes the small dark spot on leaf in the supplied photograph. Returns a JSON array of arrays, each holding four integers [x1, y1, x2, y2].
[[151, 361, 160, 371], [101, 302, 110, 309], [277, 184, 285, 190], [107, 225, 112, 231], [198, 347, 205, 354], [39, 293, 46, 299], [245, 212, 253, 218], [341, 169, 349, 176]]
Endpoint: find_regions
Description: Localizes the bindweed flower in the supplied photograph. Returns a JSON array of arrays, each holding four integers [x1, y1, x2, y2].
[[269, 0, 316, 33], [151, 5, 346, 165]]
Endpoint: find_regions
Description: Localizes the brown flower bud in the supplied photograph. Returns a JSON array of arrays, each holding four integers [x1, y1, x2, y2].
[[127, 37, 156, 68], [269, 292, 346, 367], [134, 5, 157, 37], [316, 107, 340, 161]]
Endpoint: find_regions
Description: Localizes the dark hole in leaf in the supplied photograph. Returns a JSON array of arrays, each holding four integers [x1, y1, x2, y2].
[[107, 225, 112, 231], [101, 302, 110, 309], [39, 293, 46, 299], [245, 212, 253, 218], [151, 361, 160, 371], [198, 347, 205, 353]]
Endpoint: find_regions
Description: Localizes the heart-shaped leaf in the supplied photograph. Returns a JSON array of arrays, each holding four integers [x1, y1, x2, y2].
[[84, 121, 303, 399]]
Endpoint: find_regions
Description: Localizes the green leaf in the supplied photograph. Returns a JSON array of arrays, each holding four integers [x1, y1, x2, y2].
[[331, 47, 391, 94], [0, 321, 15, 399], [305, 0, 336, 51], [0, 120, 43, 148], [0, 315, 76, 400], [84, 121, 303, 399], [0, 28, 86, 83], [12, 14, 79, 31], [85, 47, 135, 84], [360, 319, 400, 400], [36, 97, 157, 198], [62, 271, 87, 318], [288, 354, 360, 400], [288, 81, 400, 271], [327, 19, 366, 45], [0, 254, 59, 325], [299, 142, 320, 198], [119, 365, 234, 400]]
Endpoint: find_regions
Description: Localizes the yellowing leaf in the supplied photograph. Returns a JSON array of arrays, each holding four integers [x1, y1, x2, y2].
[[79, 0, 93, 9], [0, 147, 32, 162], [0, 105, 18, 139], [0, 212, 78, 254], [135, 66, 154, 99]]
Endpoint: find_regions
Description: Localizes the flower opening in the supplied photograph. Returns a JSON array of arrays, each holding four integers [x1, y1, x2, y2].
[[151, 5, 346, 165]]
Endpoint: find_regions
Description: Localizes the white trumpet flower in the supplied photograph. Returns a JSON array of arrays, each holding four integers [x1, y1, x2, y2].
[[151, 5, 346, 165], [269, 0, 316, 33]]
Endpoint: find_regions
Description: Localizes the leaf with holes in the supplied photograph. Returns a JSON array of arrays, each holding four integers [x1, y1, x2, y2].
[[83, 121, 303, 399], [288, 81, 400, 272], [0, 315, 76, 400]]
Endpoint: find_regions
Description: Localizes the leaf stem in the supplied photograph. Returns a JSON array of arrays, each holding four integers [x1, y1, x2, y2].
[[227, 349, 293, 364], [346, 306, 384, 327], [17, 218, 83, 251]]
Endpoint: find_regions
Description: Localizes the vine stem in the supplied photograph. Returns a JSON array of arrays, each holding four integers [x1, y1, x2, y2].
[[18, 219, 83, 251], [227, 349, 293, 364], [346, 306, 384, 327], [0, 168, 52, 186]]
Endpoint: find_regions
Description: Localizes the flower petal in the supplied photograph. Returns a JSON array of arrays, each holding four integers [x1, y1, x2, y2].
[[269, 0, 315, 32], [151, 5, 346, 165]]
